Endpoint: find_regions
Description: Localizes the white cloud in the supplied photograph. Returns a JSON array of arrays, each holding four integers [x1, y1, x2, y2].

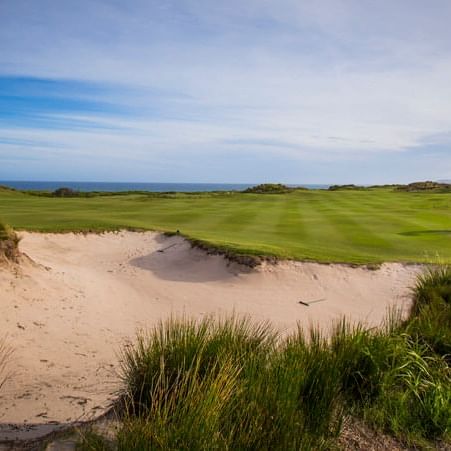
[[1, 0, 451, 181]]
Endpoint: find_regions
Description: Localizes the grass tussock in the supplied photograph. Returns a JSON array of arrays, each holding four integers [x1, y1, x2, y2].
[[80, 267, 450, 450], [0, 221, 20, 261], [76, 429, 113, 450], [407, 266, 451, 361]]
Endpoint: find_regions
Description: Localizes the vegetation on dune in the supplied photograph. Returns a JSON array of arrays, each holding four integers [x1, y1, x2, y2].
[[0, 221, 20, 261], [52, 187, 81, 197], [329, 181, 451, 192], [396, 181, 451, 193], [328, 184, 368, 191], [243, 183, 293, 193], [74, 267, 450, 450], [0, 185, 16, 192], [187, 237, 279, 267], [28, 189, 241, 199]]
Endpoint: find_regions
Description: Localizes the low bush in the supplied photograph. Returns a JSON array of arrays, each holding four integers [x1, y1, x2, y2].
[[52, 187, 80, 197], [243, 183, 292, 194], [328, 184, 367, 191], [396, 181, 451, 192]]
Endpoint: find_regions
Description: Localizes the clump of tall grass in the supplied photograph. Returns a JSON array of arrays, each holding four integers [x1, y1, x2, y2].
[[361, 334, 450, 443], [120, 316, 276, 417], [407, 265, 451, 359], [358, 266, 451, 444], [112, 267, 450, 450], [119, 316, 343, 450], [0, 221, 20, 261]]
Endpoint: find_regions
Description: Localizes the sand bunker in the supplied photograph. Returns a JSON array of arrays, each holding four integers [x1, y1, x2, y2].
[[0, 231, 420, 440]]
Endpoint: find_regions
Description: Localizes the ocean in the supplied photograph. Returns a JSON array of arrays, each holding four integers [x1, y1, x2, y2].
[[0, 181, 330, 192]]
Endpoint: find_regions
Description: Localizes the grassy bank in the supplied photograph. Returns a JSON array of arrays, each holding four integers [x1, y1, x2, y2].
[[0, 187, 450, 263], [77, 267, 450, 450]]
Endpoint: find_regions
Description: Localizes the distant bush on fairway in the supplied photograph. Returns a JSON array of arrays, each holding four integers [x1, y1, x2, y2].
[[244, 183, 292, 194], [111, 268, 450, 450], [0, 222, 20, 261], [328, 184, 367, 191], [52, 187, 81, 197], [396, 181, 451, 193]]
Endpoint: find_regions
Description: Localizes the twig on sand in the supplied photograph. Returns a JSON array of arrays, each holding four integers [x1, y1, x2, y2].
[[157, 243, 178, 253], [298, 298, 326, 307]]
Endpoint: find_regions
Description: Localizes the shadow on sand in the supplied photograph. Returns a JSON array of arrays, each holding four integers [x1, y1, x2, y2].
[[129, 240, 248, 283]]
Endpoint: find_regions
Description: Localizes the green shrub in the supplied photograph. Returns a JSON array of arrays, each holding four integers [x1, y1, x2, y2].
[[52, 187, 80, 197], [396, 181, 451, 192], [243, 183, 292, 194]]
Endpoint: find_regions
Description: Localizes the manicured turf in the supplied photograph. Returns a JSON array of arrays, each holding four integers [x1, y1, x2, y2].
[[0, 188, 450, 263]]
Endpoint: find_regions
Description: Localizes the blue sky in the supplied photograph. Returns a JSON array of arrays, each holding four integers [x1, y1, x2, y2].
[[1, 0, 450, 183]]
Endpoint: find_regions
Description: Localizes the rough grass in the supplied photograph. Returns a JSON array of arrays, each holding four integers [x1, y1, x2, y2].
[[0, 188, 450, 264], [87, 267, 448, 451], [118, 317, 342, 450], [406, 266, 451, 360], [0, 221, 20, 261]]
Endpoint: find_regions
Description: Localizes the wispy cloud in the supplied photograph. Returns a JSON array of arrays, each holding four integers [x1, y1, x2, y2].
[[0, 0, 450, 182]]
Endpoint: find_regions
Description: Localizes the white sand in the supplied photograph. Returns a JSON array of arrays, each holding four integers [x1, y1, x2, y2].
[[0, 231, 420, 434]]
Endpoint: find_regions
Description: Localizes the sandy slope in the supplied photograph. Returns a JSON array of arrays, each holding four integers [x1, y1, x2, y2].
[[0, 231, 420, 438]]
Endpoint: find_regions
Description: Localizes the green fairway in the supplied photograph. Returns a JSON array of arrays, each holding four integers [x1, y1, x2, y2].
[[0, 188, 450, 263]]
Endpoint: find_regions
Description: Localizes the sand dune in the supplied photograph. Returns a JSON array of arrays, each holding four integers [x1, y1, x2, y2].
[[0, 231, 420, 439]]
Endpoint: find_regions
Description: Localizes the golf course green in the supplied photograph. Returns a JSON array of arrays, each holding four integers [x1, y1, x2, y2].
[[0, 187, 450, 264]]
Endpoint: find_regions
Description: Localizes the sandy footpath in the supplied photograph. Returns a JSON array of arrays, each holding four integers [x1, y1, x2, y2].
[[0, 231, 420, 438]]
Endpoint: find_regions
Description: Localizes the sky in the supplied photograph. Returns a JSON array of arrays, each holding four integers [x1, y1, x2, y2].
[[1, 0, 451, 184]]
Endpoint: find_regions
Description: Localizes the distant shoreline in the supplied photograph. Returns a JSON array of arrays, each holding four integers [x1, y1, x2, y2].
[[0, 181, 330, 192]]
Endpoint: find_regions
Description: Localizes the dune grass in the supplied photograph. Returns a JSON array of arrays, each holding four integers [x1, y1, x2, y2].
[[0, 187, 450, 264], [0, 221, 16, 241], [69, 267, 451, 450], [0, 221, 20, 260]]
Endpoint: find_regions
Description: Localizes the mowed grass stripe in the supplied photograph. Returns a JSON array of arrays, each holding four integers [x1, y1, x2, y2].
[[192, 196, 291, 256], [311, 196, 395, 258], [274, 195, 306, 237], [283, 192, 355, 260], [0, 188, 450, 263], [324, 192, 443, 237], [316, 192, 451, 260]]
